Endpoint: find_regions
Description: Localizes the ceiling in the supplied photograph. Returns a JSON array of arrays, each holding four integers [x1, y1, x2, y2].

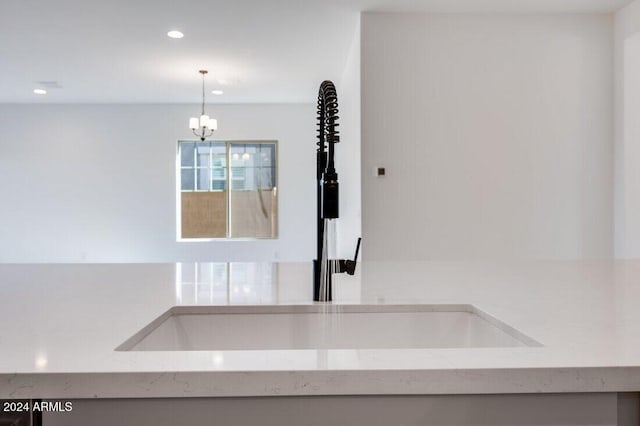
[[0, 0, 633, 104]]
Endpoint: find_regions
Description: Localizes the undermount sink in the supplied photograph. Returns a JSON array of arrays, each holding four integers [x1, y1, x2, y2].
[[117, 304, 539, 351]]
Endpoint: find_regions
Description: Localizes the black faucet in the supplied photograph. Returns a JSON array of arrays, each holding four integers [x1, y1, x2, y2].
[[313, 80, 361, 302]]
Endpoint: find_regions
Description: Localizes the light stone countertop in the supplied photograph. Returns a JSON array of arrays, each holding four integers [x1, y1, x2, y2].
[[1, 261, 640, 398]]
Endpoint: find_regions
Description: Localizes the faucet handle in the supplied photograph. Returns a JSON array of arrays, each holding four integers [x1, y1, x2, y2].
[[339, 237, 361, 275]]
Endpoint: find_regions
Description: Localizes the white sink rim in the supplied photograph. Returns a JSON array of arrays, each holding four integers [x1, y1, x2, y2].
[[116, 304, 541, 351]]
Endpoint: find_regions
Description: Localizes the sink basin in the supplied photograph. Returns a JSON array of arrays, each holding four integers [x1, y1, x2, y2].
[[117, 304, 539, 351]]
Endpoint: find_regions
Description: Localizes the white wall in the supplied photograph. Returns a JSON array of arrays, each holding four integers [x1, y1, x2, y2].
[[362, 13, 614, 260], [0, 104, 319, 263], [614, 0, 640, 257], [336, 15, 362, 260]]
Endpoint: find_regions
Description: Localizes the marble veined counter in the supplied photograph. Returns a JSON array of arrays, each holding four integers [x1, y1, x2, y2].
[[1, 261, 640, 398]]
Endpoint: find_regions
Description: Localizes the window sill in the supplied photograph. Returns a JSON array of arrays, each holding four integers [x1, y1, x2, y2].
[[177, 237, 278, 242]]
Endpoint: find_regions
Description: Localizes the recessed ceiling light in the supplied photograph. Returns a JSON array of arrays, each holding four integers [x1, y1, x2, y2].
[[167, 30, 184, 39], [33, 89, 47, 95], [211, 90, 224, 95]]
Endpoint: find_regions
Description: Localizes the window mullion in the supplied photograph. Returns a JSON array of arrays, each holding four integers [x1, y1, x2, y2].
[[207, 143, 213, 191], [193, 142, 197, 192], [224, 141, 231, 238]]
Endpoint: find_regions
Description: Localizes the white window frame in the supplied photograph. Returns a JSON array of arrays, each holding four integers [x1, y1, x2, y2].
[[176, 140, 278, 241]]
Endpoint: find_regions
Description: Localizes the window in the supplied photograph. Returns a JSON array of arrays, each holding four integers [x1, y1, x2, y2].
[[178, 140, 278, 239]]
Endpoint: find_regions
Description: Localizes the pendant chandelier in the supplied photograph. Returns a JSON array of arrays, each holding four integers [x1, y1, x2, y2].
[[189, 70, 218, 141]]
